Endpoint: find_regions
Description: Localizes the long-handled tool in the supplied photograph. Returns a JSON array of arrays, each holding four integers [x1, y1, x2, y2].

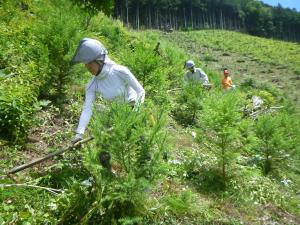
[[3, 137, 93, 178]]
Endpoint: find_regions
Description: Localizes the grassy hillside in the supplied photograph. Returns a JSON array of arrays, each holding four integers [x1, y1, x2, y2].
[[1, 1, 300, 224], [149, 30, 300, 111]]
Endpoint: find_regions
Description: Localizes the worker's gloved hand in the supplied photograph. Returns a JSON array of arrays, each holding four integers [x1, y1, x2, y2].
[[72, 133, 83, 145]]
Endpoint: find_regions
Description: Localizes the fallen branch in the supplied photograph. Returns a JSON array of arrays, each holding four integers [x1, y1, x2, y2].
[[166, 87, 182, 93], [249, 106, 284, 119], [0, 183, 63, 195], [6, 137, 93, 175], [269, 106, 284, 110]]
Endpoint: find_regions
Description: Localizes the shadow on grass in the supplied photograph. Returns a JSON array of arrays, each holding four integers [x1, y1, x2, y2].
[[186, 168, 226, 194], [32, 165, 90, 189]]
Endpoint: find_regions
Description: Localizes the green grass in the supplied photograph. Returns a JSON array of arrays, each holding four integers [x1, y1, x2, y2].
[[147, 29, 300, 111], [1, 3, 300, 224], [171, 30, 300, 74]]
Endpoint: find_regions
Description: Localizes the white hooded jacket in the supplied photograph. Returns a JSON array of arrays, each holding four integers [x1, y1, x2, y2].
[[184, 68, 209, 85], [76, 63, 145, 134]]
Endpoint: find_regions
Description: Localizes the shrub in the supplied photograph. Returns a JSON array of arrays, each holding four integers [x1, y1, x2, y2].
[[253, 113, 300, 175], [0, 64, 41, 142], [0, 0, 83, 142], [118, 40, 170, 106], [172, 83, 209, 126], [240, 78, 258, 89], [0, 4, 49, 142], [35, 0, 84, 105], [87, 13, 130, 51], [59, 102, 168, 223], [196, 91, 245, 188], [89, 102, 167, 179]]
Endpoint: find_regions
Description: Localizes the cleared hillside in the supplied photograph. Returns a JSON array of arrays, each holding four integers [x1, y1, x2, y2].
[[1, 1, 300, 224], [148, 30, 300, 111]]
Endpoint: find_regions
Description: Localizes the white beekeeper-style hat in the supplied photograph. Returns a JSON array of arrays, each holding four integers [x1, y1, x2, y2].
[[71, 38, 108, 65]]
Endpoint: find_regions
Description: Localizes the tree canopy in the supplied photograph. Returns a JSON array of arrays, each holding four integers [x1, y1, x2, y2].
[[113, 0, 300, 42]]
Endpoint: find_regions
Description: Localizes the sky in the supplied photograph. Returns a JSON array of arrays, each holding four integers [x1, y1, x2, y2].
[[260, 0, 300, 11]]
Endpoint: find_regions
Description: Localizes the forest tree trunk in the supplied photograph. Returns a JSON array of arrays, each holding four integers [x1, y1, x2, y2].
[[190, 7, 193, 28], [183, 8, 187, 28], [136, 3, 140, 30], [126, 0, 129, 27]]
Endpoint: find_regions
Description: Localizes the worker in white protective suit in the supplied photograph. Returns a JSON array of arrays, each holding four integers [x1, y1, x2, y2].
[[183, 60, 211, 89], [71, 38, 145, 144]]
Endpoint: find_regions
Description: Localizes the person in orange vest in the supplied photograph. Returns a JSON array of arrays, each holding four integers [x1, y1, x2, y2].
[[222, 68, 235, 90]]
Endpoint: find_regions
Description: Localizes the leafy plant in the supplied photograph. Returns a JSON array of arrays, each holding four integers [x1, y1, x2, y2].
[[254, 113, 300, 175], [36, 0, 84, 106], [173, 83, 209, 126], [228, 167, 287, 206], [59, 102, 168, 224], [196, 91, 245, 188], [119, 40, 169, 105], [0, 0, 83, 142], [90, 102, 167, 178]]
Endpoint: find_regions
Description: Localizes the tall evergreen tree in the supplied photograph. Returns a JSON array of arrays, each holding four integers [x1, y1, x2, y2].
[[111, 0, 300, 42]]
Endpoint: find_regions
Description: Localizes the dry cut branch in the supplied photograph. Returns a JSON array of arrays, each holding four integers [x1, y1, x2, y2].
[[5, 137, 94, 175], [0, 183, 63, 195]]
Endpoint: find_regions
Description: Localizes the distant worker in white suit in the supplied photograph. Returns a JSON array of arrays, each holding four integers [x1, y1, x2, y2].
[[71, 38, 145, 144], [184, 60, 211, 89]]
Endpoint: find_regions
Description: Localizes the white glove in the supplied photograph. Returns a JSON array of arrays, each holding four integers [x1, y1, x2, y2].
[[72, 133, 83, 145]]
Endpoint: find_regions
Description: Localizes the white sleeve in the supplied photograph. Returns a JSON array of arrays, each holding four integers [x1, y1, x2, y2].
[[117, 67, 145, 104], [75, 81, 96, 134], [183, 72, 189, 84], [199, 69, 209, 85]]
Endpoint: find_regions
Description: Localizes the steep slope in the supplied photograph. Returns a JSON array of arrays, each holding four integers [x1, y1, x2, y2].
[[153, 30, 300, 111], [1, 2, 300, 224]]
